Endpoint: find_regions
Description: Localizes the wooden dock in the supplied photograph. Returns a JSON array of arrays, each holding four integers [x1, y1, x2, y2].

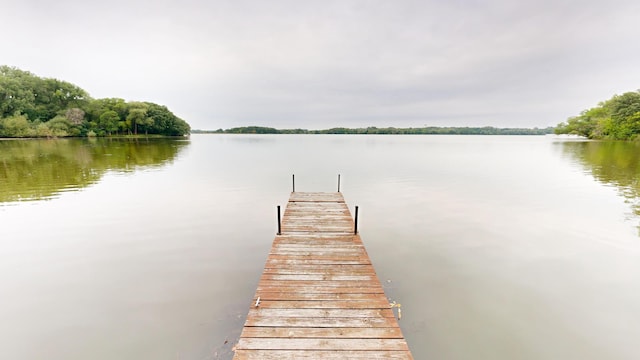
[[233, 192, 413, 359]]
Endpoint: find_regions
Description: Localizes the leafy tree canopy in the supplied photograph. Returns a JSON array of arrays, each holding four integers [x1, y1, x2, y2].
[[0, 66, 190, 138], [555, 90, 640, 140]]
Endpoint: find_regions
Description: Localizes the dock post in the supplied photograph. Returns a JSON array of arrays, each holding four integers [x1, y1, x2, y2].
[[292, 174, 295, 193], [354, 205, 359, 234], [277, 205, 281, 235], [338, 174, 341, 192]]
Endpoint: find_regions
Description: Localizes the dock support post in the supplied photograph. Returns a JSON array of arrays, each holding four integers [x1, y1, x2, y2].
[[277, 205, 282, 235], [338, 174, 341, 192], [354, 206, 359, 234], [292, 174, 295, 193]]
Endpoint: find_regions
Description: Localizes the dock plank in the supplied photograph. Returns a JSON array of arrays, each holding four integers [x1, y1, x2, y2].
[[256, 299, 393, 309], [262, 268, 376, 275], [243, 316, 397, 328], [255, 292, 382, 301], [239, 327, 404, 338], [255, 286, 385, 294], [233, 192, 413, 359], [234, 350, 413, 359], [236, 338, 409, 350], [246, 308, 395, 318]]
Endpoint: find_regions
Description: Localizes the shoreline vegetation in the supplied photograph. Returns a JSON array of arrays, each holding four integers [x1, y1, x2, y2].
[[193, 126, 555, 135], [555, 90, 640, 140], [0, 66, 190, 138]]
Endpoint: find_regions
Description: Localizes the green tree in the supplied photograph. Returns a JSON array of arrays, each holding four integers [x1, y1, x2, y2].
[[554, 106, 608, 139], [556, 90, 640, 140], [143, 102, 190, 136], [85, 98, 127, 124], [0, 67, 37, 119], [608, 92, 640, 140], [99, 110, 120, 135], [125, 102, 149, 135], [33, 78, 90, 120]]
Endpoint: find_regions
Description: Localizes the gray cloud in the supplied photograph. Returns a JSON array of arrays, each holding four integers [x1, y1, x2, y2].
[[2, 0, 640, 129]]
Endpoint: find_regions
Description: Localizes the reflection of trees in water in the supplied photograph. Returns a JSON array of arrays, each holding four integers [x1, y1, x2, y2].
[[0, 138, 189, 203], [560, 140, 640, 217]]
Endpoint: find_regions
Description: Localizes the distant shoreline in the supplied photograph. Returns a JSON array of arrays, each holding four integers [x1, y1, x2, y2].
[[192, 126, 555, 136]]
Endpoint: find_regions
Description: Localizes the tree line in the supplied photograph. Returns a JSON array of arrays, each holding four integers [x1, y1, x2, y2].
[[555, 90, 640, 140], [0, 66, 190, 138], [193, 126, 554, 135]]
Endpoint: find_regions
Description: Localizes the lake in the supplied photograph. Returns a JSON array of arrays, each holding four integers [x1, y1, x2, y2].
[[1, 134, 639, 360]]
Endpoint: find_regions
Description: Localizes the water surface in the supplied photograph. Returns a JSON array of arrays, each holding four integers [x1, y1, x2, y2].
[[1, 135, 639, 359]]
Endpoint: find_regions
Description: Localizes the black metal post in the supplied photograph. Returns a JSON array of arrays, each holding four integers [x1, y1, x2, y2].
[[354, 206, 359, 234], [277, 205, 282, 235], [292, 174, 295, 193], [338, 174, 341, 192]]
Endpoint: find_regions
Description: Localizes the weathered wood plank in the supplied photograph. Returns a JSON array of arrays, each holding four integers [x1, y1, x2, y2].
[[265, 259, 371, 265], [274, 236, 365, 245], [274, 233, 358, 243], [269, 248, 364, 255], [256, 299, 392, 309], [284, 208, 349, 213], [273, 240, 362, 246], [257, 280, 383, 289], [255, 292, 384, 301], [234, 350, 413, 359], [256, 286, 385, 294], [236, 338, 409, 351], [268, 253, 365, 258], [263, 262, 372, 268], [261, 271, 376, 277], [281, 226, 355, 233], [272, 244, 364, 250], [248, 308, 395, 318], [263, 264, 376, 275], [281, 220, 354, 225], [288, 192, 344, 201], [266, 255, 371, 262], [272, 242, 363, 249], [261, 274, 375, 281], [281, 216, 351, 222], [239, 327, 404, 339], [278, 231, 358, 237], [243, 316, 398, 328], [283, 213, 352, 218]]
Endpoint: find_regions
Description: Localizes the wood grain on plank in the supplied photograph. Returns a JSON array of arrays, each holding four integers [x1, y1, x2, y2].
[[239, 327, 404, 339], [234, 350, 413, 359], [236, 338, 409, 351]]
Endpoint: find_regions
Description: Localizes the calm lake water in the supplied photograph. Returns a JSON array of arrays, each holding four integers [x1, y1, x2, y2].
[[1, 134, 639, 360]]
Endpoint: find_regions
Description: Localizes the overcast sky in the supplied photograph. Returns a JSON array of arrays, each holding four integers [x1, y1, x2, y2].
[[2, 0, 640, 130]]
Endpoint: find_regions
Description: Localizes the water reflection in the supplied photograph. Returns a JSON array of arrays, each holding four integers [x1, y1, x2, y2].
[[0, 138, 189, 203], [560, 140, 640, 218]]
